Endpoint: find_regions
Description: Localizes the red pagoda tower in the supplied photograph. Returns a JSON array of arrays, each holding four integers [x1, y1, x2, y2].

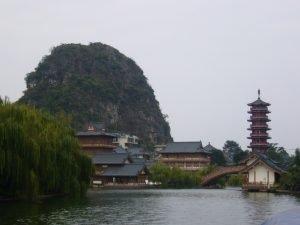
[[247, 90, 271, 154]]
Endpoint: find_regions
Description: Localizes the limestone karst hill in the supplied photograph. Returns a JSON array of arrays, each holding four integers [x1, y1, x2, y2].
[[19, 43, 172, 145]]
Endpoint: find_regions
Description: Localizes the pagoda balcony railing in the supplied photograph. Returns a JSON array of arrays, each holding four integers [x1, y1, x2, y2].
[[248, 116, 270, 121], [80, 143, 116, 149], [248, 143, 270, 147], [160, 157, 210, 163], [247, 125, 270, 130], [247, 134, 270, 139], [248, 109, 270, 113]]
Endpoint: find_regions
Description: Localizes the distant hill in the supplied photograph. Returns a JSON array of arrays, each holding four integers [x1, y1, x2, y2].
[[19, 43, 172, 145]]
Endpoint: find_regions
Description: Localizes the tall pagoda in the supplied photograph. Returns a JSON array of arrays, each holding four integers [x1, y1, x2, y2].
[[247, 90, 271, 154]]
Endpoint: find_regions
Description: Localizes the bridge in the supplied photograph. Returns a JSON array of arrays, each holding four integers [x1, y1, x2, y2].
[[201, 165, 246, 186]]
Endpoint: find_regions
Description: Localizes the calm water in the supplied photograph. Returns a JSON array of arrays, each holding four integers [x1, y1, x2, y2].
[[0, 189, 300, 225]]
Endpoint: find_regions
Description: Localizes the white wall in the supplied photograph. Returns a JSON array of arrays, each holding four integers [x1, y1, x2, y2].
[[248, 164, 275, 185]]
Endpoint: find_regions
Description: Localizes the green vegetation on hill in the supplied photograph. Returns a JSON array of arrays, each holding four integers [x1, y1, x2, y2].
[[19, 43, 172, 145], [0, 100, 92, 200]]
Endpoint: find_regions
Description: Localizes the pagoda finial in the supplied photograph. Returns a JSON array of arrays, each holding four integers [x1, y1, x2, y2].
[[258, 89, 261, 99]]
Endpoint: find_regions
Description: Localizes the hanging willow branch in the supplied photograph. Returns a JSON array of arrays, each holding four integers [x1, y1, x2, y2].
[[0, 101, 92, 200]]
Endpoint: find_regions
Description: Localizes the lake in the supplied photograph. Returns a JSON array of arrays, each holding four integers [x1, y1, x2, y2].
[[1, 188, 300, 225]]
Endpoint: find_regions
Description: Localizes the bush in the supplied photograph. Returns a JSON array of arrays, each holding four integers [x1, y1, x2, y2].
[[149, 163, 215, 188], [226, 174, 243, 187], [280, 149, 300, 191]]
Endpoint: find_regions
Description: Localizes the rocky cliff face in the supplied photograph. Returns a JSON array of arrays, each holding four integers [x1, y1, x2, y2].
[[19, 43, 172, 145]]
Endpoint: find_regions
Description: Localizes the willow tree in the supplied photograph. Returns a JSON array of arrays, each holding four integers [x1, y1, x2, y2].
[[0, 100, 92, 200]]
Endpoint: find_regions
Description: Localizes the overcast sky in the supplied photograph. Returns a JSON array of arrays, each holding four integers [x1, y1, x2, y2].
[[1, 0, 299, 153]]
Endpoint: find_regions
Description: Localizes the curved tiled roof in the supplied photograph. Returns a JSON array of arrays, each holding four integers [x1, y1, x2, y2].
[[113, 146, 127, 153], [76, 131, 117, 137], [204, 143, 219, 152], [101, 164, 147, 177], [248, 98, 270, 106], [241, 152, 286, 174], [160, 141, 209, 154], [92, 153, 129, 165], [127, 147, 145, 155]]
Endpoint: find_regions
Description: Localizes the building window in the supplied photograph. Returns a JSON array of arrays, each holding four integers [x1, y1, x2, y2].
[[88, 125, 94, 131]]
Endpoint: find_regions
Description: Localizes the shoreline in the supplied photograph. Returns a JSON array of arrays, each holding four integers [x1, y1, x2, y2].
[[2, 187, 299, 203]]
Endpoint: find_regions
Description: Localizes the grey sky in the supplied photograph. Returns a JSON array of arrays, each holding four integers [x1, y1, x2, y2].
[[1, 0, 299, 153]]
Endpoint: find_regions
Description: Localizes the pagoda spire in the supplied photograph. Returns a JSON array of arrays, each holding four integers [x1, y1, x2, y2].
[[258, 89, 261, 99]]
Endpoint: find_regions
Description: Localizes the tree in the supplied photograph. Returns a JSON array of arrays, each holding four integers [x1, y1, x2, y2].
[[210, 149, 226, 166], [280, 149, 300, 191], [233, 150, 249, 164], [294, 148, 300, 166], [0, 101, 92, 200], [223, 140, 247, 164], [267, 144, 291, 167]]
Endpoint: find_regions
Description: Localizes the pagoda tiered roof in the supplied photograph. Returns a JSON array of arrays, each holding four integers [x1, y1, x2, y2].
[[247, 98, 270, 107], [247, 90, 271, 154]]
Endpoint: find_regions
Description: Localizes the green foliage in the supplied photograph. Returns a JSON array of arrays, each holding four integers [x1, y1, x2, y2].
[[267, 144, 292, 167], [226, 174, 243, 187], [18, 43, 172, 145], [210, 149, 226, 166], [280, 149, 300, 191], [233, 150, 249, 164], [215, 177, 226, 188], [0, 101, 92, 200], [149, 163, 215, 188], [223, 140, 248, 164]]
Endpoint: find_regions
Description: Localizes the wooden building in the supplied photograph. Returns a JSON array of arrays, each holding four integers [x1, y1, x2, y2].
[[127, 147, 150, 160], [92, 153, 131, 176], [241, 153, 285, 191], [98, 164, 149, 185], [159, 142, 211, 171], [91, 151, 150, 186], [76, 122, 117, 155]]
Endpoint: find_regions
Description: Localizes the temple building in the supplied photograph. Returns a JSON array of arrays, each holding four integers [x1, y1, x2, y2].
[[91, 153, 149, 186], [203, 142, 219, 153], [76, 122, 150, 186], [159, 141, 211, 171], [76, 122, 117, 155], [241, 153, 285, 191], [247, 90, 271, 154], [98, 164, 149, 185]]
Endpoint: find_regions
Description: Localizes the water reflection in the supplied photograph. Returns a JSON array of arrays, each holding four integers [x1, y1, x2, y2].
[[243, 192, 299, 224], [0, 189, 299, 225]]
